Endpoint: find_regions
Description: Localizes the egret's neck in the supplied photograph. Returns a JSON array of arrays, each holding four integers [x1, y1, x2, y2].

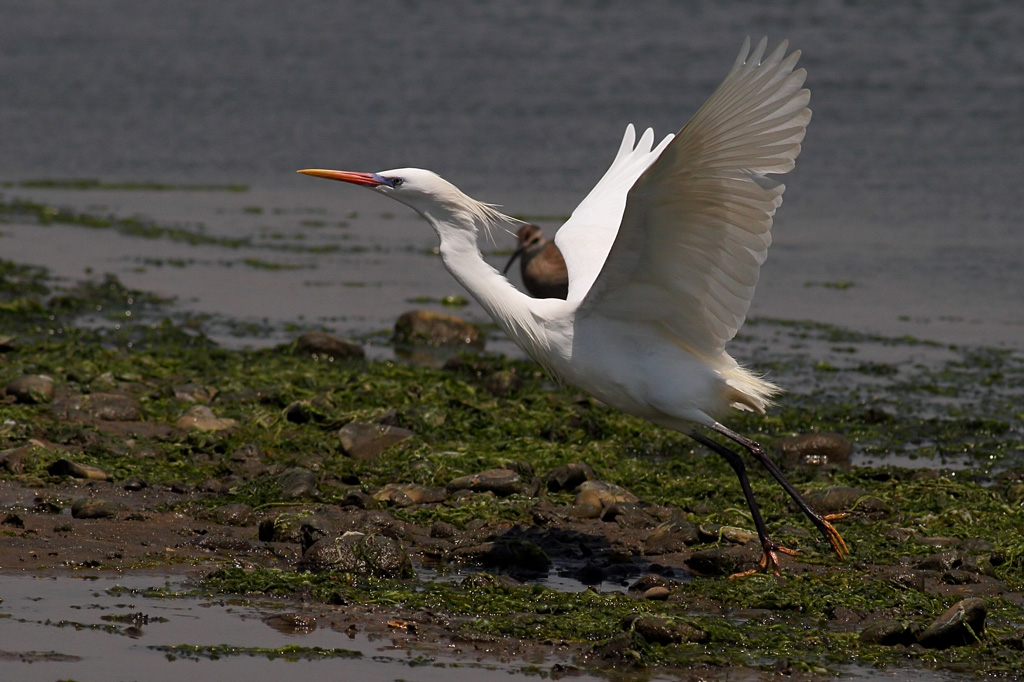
[[431, 221, 555, 360]]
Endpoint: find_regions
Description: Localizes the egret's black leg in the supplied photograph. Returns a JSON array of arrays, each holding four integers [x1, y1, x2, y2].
[[688, 431, 794, 575], [711, 422, 849, 560]]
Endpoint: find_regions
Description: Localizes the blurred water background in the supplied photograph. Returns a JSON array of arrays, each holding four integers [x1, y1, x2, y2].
[[1, 0, 1022, 351]]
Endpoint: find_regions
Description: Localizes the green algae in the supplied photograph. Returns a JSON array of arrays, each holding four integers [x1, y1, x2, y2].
[[4, 179, 248, 192], [3, 261, 1024, 678], [152, 643, 361, 661]]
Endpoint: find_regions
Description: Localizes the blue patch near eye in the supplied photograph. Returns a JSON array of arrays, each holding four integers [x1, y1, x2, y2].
[[372, 174, 396, 188]]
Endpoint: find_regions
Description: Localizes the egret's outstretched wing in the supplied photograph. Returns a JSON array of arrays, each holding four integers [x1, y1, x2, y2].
[[554, 125, 674, 302], [578, 37, 810, 365]]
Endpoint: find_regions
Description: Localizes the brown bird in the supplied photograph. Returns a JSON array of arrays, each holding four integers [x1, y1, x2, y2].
[[502, 224, 569, 299]]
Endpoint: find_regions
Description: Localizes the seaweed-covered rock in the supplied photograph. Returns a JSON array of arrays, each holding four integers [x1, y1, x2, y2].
[[393, 310, 484, 348], [447, 468, 522, 497], [71, 497, 127, 519], [918, 598, 987, 649], [859, 620, 920, 646], [339, 422, 414, 460], [645, 516, 700, 555], [774, 432, 852, 470], [300, 532, 414, 579], [6, 374, 55, 404], [293, 331, 365, 361], [632, 616, 708, 645], [546, 462, 594, 492], [177, 405, 236, 432], [47, 458, 111, 481]]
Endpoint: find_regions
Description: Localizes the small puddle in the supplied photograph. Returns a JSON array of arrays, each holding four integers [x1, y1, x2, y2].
[[0, 572, 600, 682]]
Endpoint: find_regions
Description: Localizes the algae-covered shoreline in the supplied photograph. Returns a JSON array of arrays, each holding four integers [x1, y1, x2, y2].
[[2, 257, 1024, 680]]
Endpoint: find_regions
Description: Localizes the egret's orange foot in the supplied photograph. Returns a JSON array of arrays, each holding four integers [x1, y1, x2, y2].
[[816, 515, 849, 560], [728, 543, 799, 579]]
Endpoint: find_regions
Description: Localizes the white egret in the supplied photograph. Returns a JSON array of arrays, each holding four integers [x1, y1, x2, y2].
[[503, 224, 569, 300], [300, 37, 849, 574]]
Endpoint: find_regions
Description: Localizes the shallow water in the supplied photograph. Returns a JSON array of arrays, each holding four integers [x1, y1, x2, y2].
[[1, 1, 1023, 353], [0, 572, 595, 682]]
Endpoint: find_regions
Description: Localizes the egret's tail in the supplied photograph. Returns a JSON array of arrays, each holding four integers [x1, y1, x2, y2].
[[723, 365, 782, 414]]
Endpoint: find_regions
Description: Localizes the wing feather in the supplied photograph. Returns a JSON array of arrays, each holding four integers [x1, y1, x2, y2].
[[577, 37, 810, 367]]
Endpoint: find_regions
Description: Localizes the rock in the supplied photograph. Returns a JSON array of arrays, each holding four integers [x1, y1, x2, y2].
[[645, 516, 700, 555], [173, 383, 217, 403], [300, 532, 415, 578], [293, 331, 365, 361], [916, 550, 962, 572], [222, 443, 268, 478], [447, 468, 522, 497], [277, 467, 320, 500], [53, 392, 143, 421], [373, 483, 448, 506], [47, 458, 111, 481], [339, 422, 414, 460], [628, 573, 683, 594], [264, 612, 317, 635], [259, 511, 330, 544], [601, 503, 657, 529], [0, 446, 33, 474], [641, 586, 671, 601], [572, 480, 639, 518], [918, 597, 987, 649], [801, 486, 888, 516], [340, 489, 381, 509], [632, 616, 707, 645], [393, 310, 484, 348], [685, 546, 760, 577], [6, 375, 55, 404], [123, 477, 148, 491], [213, 503, 257, 526], [546, 462, 594, 492], [71, 497, 127, 519], [456, 539, 551, 573], [859, 620, 920, 646], [774, 432, 852, 470], [176, 405, 236, 432]]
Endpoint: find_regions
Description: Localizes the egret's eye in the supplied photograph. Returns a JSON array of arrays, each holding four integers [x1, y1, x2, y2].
[[390, 177, 404, 187]]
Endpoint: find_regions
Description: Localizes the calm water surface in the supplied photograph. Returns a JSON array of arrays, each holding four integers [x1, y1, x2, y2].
[[1, 0, 1022, 351]]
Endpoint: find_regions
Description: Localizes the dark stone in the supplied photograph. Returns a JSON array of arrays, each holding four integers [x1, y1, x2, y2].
[[373, 483, 448, 506], [6, 374, 55, 404], [685, 546, 760, 577], [918, 597, 987, 649], [546, 462, 594, 492], [601, 503, 657, 529], [446, 468, 522, 496], [214, 504, 257, 526], [801, 486, 880, 516], [0, 446, 32, 474], [916, 550, 962, 572], [339, 422, 415, 460], [47, 458, 111, 481], [293, 331, 365, 361], [123, 477, 148, 491], [633, 616, 708, 645], [456, 539, 551, 573], [859, 620, 920, 646], [264, 612, 317, 635], [645, 517, 700, 555], [774, 432, 852, 470], [71, 497, 127, 519], [62, 392, 143, 421], [393, 310, 484, 348], [277, 467, 320, 500], [222, 443, 268, 478], [341, 489, 380, 509], [259, 512, 333, 544], [628, 573, 683, 594], [300, 533, 414, 578]]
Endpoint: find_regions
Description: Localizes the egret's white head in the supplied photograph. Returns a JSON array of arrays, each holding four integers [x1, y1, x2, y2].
[[298, 167, 510, 238]]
